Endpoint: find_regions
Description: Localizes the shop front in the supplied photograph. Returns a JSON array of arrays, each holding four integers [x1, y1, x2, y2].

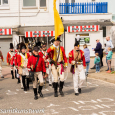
[[0, 29, 12, 65], [65, 25, 103, 57], [25, 31, 55, 48]]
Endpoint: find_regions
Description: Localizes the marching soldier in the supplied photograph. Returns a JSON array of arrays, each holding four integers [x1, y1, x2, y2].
[[18, 43, 30, 91], [6, 43, 15, 79], [11, 44, 20, 83], [69, 37, 86, 96], [27, 46, 46, 100], [0, 47, 4, 78], [46, 36, 68, 97], [28, 46, 32, 56]]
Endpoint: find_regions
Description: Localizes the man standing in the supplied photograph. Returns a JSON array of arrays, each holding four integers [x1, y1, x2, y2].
[[6, 43, 15, 79], [91, 39, 102, 69], [0, 47, 4, 78], [27, 47, 46, 100], [46, 36, 68, 97], [105, 36, 114, 71], [18, 43, 30, 91], [69, 38, 86, 96]]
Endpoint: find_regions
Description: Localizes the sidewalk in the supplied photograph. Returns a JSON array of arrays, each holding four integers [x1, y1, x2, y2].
[[88, 66, 115, 84]]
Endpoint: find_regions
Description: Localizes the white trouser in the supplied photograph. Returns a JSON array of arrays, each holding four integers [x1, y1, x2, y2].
[[73, 65, 85, 93], [51, 64, 64, 82], [20, 76, 23, 88], [48, 68, 53, 84]]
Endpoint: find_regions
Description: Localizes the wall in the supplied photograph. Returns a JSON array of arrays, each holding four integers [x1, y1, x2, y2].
[[65, 30, 103, 57], [0, 0, 56, 27]]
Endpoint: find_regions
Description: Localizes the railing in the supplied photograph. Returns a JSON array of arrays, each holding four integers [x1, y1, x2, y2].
[[59, 2, 108, 14]]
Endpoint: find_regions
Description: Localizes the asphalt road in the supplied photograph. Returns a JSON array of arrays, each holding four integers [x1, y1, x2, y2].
[[0, 71, 115, 115]]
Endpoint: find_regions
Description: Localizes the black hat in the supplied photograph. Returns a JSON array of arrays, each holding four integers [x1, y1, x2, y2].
[[33, 46, 39, 52], [20, 42, 26, 50], [10, 43, 14, 49], [16, 44, 20, 49], [74, 35, 80, 47], [35, 41, 41, 47], [50, 36, 62, 43]]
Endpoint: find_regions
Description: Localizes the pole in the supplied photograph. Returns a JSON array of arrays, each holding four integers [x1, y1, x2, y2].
[[47, 36, 48, 49]]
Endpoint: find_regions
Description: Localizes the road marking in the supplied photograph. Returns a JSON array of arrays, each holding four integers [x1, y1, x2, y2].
[[68, 107, 79, 111], [99, 111, 115, 115], [47, 104, 60, 108]]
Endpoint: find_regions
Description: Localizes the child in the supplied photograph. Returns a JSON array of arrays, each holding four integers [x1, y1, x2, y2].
[[106, 47, 113, 73], [94, 53, 100, 73]]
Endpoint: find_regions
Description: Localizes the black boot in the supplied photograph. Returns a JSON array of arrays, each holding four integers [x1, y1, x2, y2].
[[90, 65, 96, 69], [54, 82, 58, 97], [59, 81, 64, 97], [52, 82, 54, 88], [78, 88, 81, 94], [17, 78, 20, 84], [15, 70, 17, 79], [38, 86, 43, 97], [27, 78, 29, 90], [34, 88, 38, 100], [11, 70, 14, 79], [22, 76, 27, 91]]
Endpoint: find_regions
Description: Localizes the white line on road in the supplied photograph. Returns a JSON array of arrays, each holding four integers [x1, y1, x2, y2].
[[68, 107, 79, 111]]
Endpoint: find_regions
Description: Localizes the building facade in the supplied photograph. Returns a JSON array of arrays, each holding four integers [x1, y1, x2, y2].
[[0, 0, 114, 65]]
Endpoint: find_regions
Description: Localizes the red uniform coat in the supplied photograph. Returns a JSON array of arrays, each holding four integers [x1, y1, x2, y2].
[[17, 53, 30, 67], [11, 52, 20, 66], [46, 45, 68, 67], [6, 51, 15, 65], [0, 51, 4, 61], [69, 50, 86, 67], [27, 55, 46, 73]]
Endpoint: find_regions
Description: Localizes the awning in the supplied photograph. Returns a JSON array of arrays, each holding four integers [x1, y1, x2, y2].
[[25, 31, 55, 37], [67, 25, 99, 32], [63, 20, 114, 30], [0, 29, 12, 35]]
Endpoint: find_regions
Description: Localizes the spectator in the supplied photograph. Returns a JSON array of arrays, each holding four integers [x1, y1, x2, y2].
[[94, 53, 100, 73], [105, 36, 114, 71], [83, 44, 90, 76], [106, 47, 113, 73], [91, 39, 102, 69]]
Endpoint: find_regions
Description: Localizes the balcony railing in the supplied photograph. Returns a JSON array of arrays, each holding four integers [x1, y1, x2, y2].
[[59, 2, 108, 14]]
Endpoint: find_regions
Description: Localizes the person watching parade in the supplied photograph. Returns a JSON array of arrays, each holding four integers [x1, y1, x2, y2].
[[46, 36, 68, 97], [69, 35, 86, 96]]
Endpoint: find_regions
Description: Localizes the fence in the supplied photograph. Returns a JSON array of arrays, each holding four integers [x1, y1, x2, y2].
[[59, 2, 108, 14]]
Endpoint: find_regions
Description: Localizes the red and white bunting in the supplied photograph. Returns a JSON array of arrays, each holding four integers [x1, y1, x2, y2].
[[0, 29, 12, 35], [25, 31, 55, 37], [67, 25, 99, 33]]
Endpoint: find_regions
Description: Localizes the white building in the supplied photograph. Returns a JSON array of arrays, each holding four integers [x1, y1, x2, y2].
[[0, 0, 114, 65]]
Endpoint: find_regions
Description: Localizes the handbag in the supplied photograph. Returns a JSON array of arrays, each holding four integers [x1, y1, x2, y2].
[[19, 67, 22, 75], [29, 56, 39, 81]]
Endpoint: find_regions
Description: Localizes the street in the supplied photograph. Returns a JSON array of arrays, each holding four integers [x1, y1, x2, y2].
[[0, 67, 115, 115]]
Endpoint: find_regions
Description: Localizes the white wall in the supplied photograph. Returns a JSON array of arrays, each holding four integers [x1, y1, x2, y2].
[[0, 0, 55, 27], [65, 30, 103, 57]]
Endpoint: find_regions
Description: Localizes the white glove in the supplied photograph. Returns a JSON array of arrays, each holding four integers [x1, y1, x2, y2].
[[71, 61, 75, 65]]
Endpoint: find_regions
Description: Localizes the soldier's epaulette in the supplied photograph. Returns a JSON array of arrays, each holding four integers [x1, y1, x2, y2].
[[50, 45, 54, 50], [69, 52, 72, 57]]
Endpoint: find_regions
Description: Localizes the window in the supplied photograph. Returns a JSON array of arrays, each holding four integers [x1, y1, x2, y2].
[[0, 0, 8, 5], [40, 0, 46, 7], [71, 0, 75, 3], [3, 0, 8, 4], [76, 34, 90, 45], [23, 0, 36, 7]]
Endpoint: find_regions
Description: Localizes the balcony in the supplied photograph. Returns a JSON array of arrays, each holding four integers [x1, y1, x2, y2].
[[59, 2, 108, 14]]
